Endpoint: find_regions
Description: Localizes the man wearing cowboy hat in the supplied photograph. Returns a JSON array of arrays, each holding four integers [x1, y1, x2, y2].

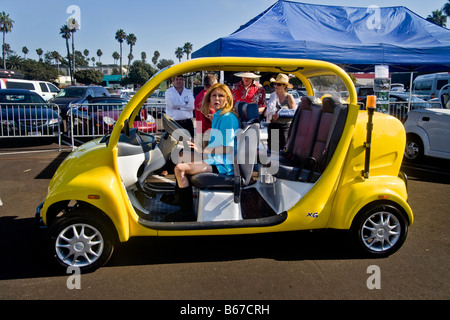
[[265, 73, 297, 151], [231, 72, 266, 115]]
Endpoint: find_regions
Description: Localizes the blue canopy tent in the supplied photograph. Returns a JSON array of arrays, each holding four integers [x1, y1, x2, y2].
[[192, 1, 450, 73]]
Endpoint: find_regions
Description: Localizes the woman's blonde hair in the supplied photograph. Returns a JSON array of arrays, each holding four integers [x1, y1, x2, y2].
[[201, 83, 237, 117]]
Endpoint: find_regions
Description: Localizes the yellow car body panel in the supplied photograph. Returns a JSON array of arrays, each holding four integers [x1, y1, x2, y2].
[[40, 57, 412, 243]]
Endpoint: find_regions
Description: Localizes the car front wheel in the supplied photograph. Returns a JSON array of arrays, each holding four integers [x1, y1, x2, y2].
[[351, 203, 408, 257], [404, 135, 424, 161], [47, 210, 115, 273]]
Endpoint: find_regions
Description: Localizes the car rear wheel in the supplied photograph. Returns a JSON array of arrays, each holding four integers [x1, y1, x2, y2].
[[351, 203, 408, 257], [47, 210, 115, 273]]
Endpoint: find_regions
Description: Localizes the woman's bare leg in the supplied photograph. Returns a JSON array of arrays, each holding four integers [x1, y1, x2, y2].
[[174, 162, 213, 188]]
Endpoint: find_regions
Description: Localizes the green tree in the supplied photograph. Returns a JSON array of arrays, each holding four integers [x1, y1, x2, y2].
[[68, 18, 80, 84], [20, 59, 58, 82], [36, 48, 43, 62], [0, 11, 14, 69], [156, 58, 174, 70], [51, 51, 61, 84], [426, 9, 447, 27], [60, 24, 72, 81], [115, 29, 126, 78], [126, 33, 137, 74], [83, 49, 89, 60], [183, 42, 193, 60], [22, 46, 28, 58], [112, 51, 119, 64], [6, 54, 22, 70], [74, 69, 104, 85], [175, 47, 183, 62], [96, 49, 103, 64], [141, 51, 146, 63], [443, 1, 450, 17], [152, 50, 160, 66], [121, 60, 157, 87]]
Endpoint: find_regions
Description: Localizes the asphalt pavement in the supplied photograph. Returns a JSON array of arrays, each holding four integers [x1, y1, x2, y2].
[[0, 139, 449, 307]]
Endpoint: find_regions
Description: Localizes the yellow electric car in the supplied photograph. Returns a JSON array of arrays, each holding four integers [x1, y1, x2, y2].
[[36, 57, 413, 272]]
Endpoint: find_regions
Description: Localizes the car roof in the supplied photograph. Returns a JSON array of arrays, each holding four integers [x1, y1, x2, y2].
[[0, 88, 40, 95], [65, 85, 104, 89], [89, 97, 127, 102]]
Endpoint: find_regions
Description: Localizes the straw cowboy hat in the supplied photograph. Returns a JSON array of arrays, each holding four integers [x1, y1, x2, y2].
[[270, 73, 293, 88], [234, 72, 261, 79]]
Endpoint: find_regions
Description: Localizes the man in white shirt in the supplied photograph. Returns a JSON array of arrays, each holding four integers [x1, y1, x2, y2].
[[165, 75, 195, 137]]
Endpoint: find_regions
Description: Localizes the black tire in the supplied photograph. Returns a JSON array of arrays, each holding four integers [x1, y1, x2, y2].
[[47, 210, 115, 273], [404, 135, 424, 162], [351, 202, 408, 258]]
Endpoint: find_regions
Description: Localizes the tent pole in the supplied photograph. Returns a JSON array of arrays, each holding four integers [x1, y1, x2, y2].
[[408, 71, 414, 112]]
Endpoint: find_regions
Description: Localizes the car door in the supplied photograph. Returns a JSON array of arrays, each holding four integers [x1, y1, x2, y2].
[[419, 110, 450, 154], [38, 82, 53, 101]]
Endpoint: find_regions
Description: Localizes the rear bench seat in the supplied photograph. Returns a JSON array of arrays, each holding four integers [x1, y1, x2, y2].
[[272, 96, 347, 182]]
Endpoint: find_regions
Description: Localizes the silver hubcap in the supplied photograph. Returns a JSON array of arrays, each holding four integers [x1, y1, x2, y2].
[[405, 141, 419, 159], [55, 223, 104, 267], [361, 211, 401, 252]]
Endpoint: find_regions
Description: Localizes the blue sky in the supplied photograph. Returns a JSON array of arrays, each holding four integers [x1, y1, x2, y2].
[[2, 0, 448, 65]]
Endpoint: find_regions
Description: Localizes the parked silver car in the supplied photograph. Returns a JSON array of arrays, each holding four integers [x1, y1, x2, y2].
[[403, 108, 450, 161]]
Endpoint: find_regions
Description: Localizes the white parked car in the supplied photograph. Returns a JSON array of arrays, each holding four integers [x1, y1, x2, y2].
[[403, 108, 450, 161]]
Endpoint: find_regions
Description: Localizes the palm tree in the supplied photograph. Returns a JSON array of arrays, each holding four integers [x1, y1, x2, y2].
[[112, 51, 119, 64], [60, 24, 72, 81], [52, 51, 61, 84], [426, 10, 447, 27], [83, 49, 89, 60], [22, 46, 28, 59], [115, 29, 126, 78], [443, 1, 450, 17], [96, 49, 103, 64], [183, 42, 193, 60], [0, 11, 14, 69], [6, 54, 21, 70], [152, 50, 160, 66], [141, 51, 146, 63], [36, 48, 43, 61], [68, 18, 79, 84], [175, 47, 184, 62], [126, 33, 137, 74]]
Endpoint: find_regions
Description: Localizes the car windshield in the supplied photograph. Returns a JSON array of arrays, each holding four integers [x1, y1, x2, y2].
[[0, 93, 45, 103], [56, 87, 87, 98]]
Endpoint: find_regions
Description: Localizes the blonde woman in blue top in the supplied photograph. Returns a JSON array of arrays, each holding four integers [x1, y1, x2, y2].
[[163, 83, 240, 221]]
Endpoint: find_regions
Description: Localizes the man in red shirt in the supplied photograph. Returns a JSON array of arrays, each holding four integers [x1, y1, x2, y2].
[[231, 72, 266, 115], [194, 73, 218, 138]]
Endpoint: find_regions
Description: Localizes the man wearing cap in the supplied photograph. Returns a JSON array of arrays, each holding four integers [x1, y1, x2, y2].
[[231, 72, 266, 115]]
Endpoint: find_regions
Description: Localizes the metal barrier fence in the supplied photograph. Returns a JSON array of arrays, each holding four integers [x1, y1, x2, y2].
[[360, 100, 443, 120], [67, 102, 165, 140], [0, 103, 62, 149], [2, 99, 444, 151]]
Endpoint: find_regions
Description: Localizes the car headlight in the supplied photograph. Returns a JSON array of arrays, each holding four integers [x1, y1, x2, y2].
[[1, 120, 15, 126], [103, 116, 116, 126], [48, 118, 61, 125]]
